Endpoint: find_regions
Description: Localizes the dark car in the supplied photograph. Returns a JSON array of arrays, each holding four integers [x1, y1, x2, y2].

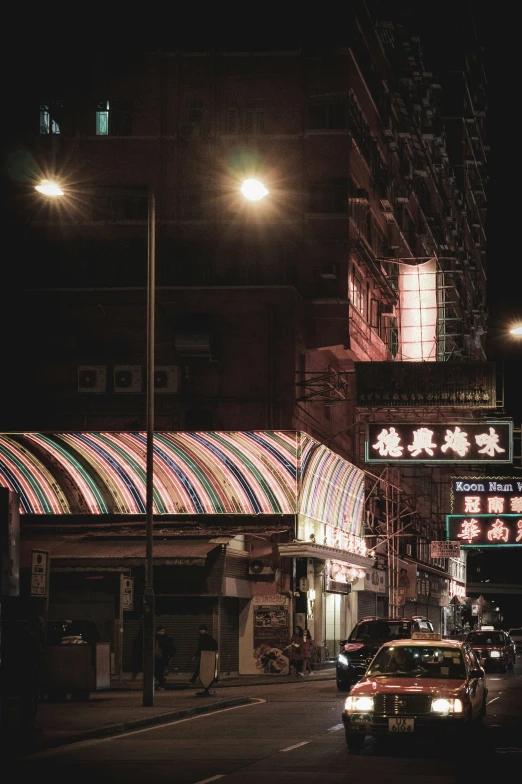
[[336, 616, 435, 691], [464, 629, 515, 672], [47, 619, 101, 646]]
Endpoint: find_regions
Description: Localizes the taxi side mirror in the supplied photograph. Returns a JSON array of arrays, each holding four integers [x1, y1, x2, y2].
[[470, 668, 483, 679]]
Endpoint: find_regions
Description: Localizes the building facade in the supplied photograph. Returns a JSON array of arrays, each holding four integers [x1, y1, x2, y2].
[[2, 4, 489, 669]]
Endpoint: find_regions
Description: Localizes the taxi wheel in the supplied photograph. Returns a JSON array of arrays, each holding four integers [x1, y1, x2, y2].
[[345, 734, 364, 753]]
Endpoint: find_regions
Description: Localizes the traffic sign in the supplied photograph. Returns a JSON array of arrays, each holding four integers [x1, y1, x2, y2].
[[31, 549, 49, 596], [430, 541, 461, 558], [121, 575, 134, 611]]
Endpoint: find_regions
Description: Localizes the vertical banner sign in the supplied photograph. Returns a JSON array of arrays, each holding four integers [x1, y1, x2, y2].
[[121, 575, 134, 611], [31, 550, 50, 596], [0, 487, 20, 596], [252, 595, 290, 675]]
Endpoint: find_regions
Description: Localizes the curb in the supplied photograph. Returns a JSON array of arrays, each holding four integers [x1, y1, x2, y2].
[[12, 696, 255, 755]]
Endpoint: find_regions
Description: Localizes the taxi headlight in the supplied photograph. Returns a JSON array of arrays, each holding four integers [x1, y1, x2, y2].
[[338, 654, 349, 667], [345, 696, 374, 712], [489, 650, 501, 658], [431, 698, 463, 714]]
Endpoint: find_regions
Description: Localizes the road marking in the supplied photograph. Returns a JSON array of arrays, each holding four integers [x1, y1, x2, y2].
[[495, 748, 522, 754], [194, 777, 226, 784], [487, 697, 500, 704], [29, 698, 266, 757], [327, 723, 344, 732], [281, 741, 309, 752]]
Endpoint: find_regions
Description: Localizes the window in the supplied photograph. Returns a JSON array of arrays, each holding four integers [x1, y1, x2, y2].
[[308, 179, 348, 213], [96, 101, 109, 135], [96, 100, 132, 136], [309, 100, 347, 130], [40, 102, 62, 134], [349, 262, 367, 317], [385, 315, 399, 359], [370, 299, 380, 330], [225, 101, 266, 134]]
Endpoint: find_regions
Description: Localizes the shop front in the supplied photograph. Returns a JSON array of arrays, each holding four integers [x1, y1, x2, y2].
[[0, 430, 372, 677]]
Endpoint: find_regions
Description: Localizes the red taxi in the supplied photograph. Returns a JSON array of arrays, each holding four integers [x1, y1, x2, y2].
[[342, 632, 487, 752], [464, 628, 515, 672]]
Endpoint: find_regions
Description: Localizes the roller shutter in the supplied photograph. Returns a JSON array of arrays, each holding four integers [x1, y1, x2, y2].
[[358, 591, 378, 619], [219, 597, 239, 674]]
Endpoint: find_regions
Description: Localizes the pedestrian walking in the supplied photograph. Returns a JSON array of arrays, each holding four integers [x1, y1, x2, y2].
[[288, 626, 304, 676], [300, 629, 315, 675], [131, 624, 143, 681], [188, 624, 218, 685], [154, 626, 176, 689]]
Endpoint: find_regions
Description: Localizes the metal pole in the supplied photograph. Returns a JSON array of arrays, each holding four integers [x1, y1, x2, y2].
[[143, 186, 156, 706]]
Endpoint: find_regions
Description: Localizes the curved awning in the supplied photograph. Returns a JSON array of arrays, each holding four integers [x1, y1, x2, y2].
[[0, 431, 365, 537]]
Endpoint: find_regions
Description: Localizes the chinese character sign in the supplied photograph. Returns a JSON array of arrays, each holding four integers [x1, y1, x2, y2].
[[366, 422, 513, 464], [451, 477, 522, 513], [446, 515, 522, 547]]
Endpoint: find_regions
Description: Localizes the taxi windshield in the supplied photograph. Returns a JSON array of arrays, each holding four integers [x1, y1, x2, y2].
[[366, 645, 467, 679], [467, 632, 503, 645]]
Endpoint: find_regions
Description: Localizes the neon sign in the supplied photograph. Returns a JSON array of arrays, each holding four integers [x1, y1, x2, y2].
[[446, 515, 522, 547], [365, 422, 513, 464]]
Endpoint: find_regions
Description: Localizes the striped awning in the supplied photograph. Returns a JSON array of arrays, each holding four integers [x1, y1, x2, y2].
[[0, 431, 365, 536]]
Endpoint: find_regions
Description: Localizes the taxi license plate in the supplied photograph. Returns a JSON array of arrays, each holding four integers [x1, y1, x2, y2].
[[388, 718, 414, 733]]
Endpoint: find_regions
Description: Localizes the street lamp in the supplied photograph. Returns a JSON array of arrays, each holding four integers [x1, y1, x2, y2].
[[509, 325, 522, 336], [35, 178, 157, 707], [240, 178, 269, 201]]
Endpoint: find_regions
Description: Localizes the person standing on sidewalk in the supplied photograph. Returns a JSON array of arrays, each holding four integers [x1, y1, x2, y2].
[[288, 626, 304, 676], [300, 629, 315, 676], [154, 626, 176, 690], [189, 624, 218, 684]]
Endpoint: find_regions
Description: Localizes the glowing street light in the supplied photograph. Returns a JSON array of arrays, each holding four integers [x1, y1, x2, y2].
[[509, 325, 522, 336], [241, 178, 269, 201], [35, 179, 64, 197]]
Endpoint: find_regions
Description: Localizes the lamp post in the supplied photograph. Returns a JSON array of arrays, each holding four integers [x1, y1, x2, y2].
[[35, 179, 157, 706]]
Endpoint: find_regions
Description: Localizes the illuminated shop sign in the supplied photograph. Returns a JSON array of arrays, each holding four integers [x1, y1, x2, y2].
[[450, 477, 522, 513], [446, 515, 522, 547], [365, 422, 513, 464]]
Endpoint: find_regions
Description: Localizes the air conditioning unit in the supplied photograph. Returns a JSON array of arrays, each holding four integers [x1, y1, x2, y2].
[[154, 366, 180, 394], [380, 303, 396, 318], [248, 559, 275, 576], [178, 122, 201, 139], [113, 365, 142, 393], [319, 263, 337, 280], [78, 365, 107, 394]]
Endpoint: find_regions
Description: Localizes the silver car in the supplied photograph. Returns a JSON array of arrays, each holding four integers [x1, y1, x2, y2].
[[508, 628, 522, 651]]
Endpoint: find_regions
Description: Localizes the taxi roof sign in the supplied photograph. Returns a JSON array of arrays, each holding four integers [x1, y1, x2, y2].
[[411, 632, 442, 640]]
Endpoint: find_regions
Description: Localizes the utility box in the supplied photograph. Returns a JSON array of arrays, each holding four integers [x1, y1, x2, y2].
[[43, 642, 111, 700]]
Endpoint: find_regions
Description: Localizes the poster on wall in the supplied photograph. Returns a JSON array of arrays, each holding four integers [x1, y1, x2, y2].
[[253, 597, 290, 675], [398, 560, 417, 601]]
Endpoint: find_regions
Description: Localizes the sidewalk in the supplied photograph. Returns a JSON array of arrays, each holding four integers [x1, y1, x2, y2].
[[117, 666, 336, 690], [2, 667, 335, 758]]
